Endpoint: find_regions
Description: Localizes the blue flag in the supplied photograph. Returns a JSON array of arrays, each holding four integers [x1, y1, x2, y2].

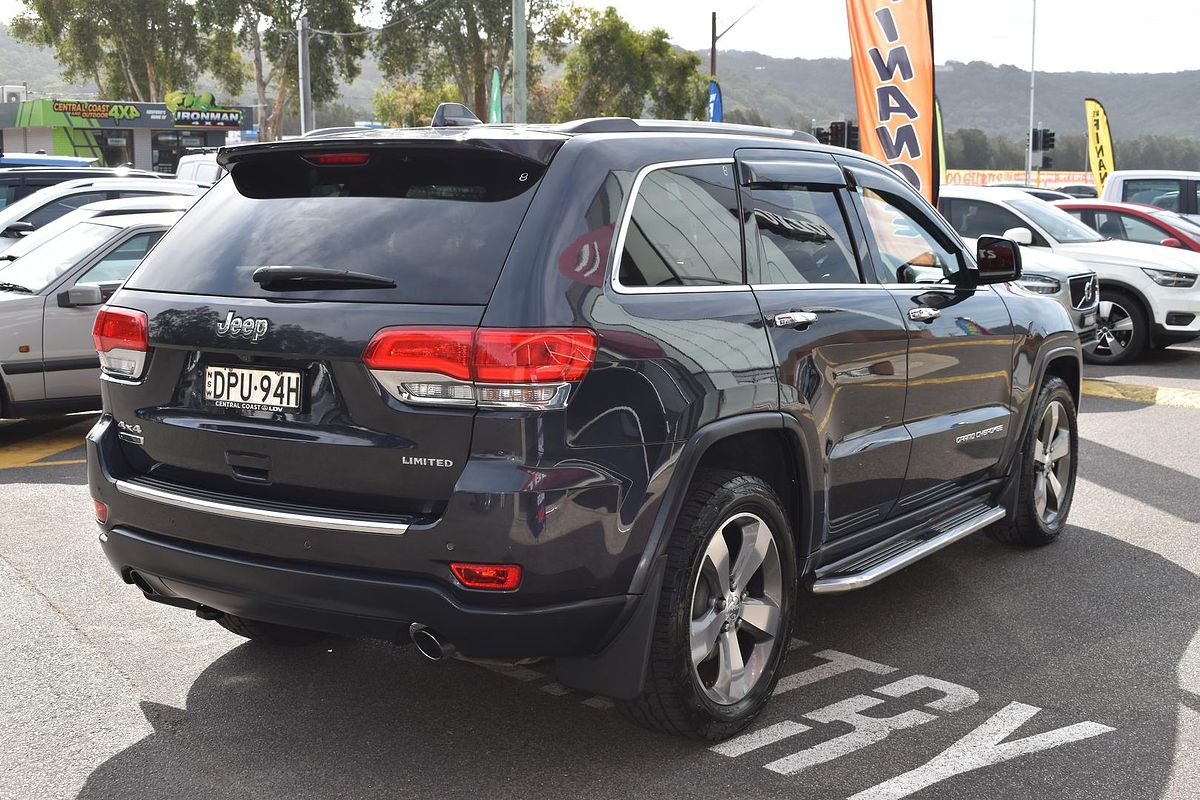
[[707, 80, 723, 123]]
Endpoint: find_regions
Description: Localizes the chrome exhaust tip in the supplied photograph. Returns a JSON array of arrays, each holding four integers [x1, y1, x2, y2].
[[409, 623, 455, 661]]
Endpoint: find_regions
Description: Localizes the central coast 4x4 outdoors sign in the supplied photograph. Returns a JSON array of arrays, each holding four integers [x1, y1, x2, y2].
[[17, 93, 247, 131]]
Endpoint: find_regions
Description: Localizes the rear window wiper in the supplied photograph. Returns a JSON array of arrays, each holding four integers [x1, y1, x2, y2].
[[251, 265, 396, 290], [0, 281, 33, 294]]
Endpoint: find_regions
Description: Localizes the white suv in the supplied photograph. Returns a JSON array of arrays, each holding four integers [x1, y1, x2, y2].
[[940, 186, 1200, 364]]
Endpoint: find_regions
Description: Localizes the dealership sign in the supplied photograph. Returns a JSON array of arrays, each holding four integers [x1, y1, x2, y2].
[[5, 94, 250, 131]]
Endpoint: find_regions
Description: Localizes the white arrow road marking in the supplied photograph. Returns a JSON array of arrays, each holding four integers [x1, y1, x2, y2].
[[846, 701, 1116, 800]]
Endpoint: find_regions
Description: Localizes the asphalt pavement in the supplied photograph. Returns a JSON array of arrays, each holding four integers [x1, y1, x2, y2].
[[1, 345, 1197, 800]]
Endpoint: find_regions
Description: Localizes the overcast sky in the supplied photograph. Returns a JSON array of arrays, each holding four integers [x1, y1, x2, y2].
[[0, 0, 1195, 74], [578, 0, 1195, 74]]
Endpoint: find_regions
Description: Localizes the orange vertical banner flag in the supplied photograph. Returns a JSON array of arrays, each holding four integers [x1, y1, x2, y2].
[[846, 0, 939, 202]]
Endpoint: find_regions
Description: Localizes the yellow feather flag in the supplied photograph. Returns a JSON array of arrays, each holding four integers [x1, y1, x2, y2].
[[1084, 98, 1115, 194]]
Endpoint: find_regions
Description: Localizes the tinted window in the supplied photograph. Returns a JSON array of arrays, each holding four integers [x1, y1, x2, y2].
[[1095, 212, 1166, 245], [126, 148, 549, 304], [618, 164, 742, 287], [22, 191, 109, 227], [860, 188, 960, 284], [940, 197, 1031, 241], [748, 185, 859, 284], [1122, 178, 1183, 211], [77, 231, 164, 284]]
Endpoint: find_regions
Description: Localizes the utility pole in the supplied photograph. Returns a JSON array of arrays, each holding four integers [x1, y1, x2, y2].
[[1024, 0, 1037, 185], [709, 6, 757, 78], [512, 0, 528, 123], [297, 15, 314, 134], [711, 12, 717, 77]]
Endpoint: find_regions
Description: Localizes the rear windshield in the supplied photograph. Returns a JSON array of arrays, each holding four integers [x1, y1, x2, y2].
[[125, 147, 547, 304]]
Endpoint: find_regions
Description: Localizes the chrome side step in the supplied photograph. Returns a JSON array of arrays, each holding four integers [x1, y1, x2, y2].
[[811, 505, 1005, 595]]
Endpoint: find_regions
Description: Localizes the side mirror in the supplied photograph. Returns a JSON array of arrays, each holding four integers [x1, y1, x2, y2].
[[57, 284, 104, 308], [1161, 237, 1183, 248], [975, 236, 1023, 284], [2, 221, 35, 238], [1002, 226, 1033, 246]]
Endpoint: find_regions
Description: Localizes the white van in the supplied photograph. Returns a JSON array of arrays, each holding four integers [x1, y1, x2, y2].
[[1100, 170, 1200, 221], [174, 152, 224, 186]]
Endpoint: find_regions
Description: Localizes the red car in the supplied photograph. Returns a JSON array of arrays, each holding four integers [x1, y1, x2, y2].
[[1056, 198, 1200, 252]]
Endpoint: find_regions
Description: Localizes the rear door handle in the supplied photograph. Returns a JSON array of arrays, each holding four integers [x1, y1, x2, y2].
[[774, 311, 819, 328], [908, 307, 940, 322]]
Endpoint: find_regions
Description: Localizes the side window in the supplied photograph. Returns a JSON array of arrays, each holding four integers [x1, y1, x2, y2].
[[941, 198, 1028, 240], [77, 231, 164, 285], [22, 191, 108, 228], [858, 187, 961, 285], [618, 163, 743, 288], [1122, 178, 1182, 212], [1108, 212, 1167, 245], [747, 184, 860, 285]]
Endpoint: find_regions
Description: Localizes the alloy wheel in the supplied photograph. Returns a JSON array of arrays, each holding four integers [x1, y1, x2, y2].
[[1032, 399, 1073, 525], [1088, 299, 1135, 359], [689, 512, 783, 705]]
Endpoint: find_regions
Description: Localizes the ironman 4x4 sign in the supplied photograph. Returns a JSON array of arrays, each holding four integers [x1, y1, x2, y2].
[[165, 91, 244, 128]]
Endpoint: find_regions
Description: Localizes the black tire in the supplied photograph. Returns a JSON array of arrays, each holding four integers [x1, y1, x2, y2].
[[988, 376, 1078, 546], [618, 470, 796, 740], [1083, 288, 1147, 365], [217, 614, 331, 646]]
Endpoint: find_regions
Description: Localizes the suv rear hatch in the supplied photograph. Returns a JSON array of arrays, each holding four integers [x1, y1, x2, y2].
[[109, 131, 566, 519]]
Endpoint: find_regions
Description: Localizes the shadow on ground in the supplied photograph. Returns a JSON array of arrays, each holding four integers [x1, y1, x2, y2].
[[76, 526, 1197, 800]]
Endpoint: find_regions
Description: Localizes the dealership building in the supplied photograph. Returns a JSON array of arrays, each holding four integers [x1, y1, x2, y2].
[[0, 94, 255, 173]]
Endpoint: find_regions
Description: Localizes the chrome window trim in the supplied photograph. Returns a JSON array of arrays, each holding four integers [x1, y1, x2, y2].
[[114, 479, 411, 536], [608, 158, 751, 296], [750, 283, 880, 291]]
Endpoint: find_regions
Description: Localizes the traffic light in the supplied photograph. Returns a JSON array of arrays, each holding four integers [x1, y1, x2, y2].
[[829, 120, 848, 148], [847, 122, 860, 150], [1042, 154, 1054, 170], [1041, 129, 1056, 150], [813, 126, 831, 145], [1030, 128, 1042, 150]]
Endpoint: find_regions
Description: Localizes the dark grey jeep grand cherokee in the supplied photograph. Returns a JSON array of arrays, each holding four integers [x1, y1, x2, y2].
[[87, 117, 1081, 740]]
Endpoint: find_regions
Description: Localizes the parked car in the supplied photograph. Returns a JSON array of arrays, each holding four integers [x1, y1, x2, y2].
[[1056, 198, 1200, 252], [1100, 170, 1200, 221], [1055, 184, 1098, 199], [88, 117, 1082, 740], [0, 195, 198, 263], [0, 211, 182, 417], [174, 151, 223, 186], [0, 177, 201, 254], [0, 152, 96, 168], [0, 166, 164, 210], [939, 185, 1200, 363], [988, 183, 1073, 202]]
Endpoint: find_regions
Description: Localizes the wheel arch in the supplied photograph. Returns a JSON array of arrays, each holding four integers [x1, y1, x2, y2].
[[1096, 278, 1153, 323]]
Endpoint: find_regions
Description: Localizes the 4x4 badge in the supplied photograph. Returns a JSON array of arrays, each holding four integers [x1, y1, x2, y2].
[[216, 311, 270, 342]]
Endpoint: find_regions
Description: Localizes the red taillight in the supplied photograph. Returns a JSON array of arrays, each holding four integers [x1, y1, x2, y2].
[[94, 501, 108, 524], [474, 328, 597, 383], [363, 327, 474, 380], [450, 562, 522, 590], [362, 326, 597, 400], [93, 307, 148, 353], [303, 152, 371, 166]]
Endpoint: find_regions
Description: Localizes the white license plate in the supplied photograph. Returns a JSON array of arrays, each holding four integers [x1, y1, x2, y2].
[[205, 366, 303, 412]]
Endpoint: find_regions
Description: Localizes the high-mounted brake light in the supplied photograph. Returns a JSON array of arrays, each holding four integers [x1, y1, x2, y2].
[[450, 562, 522, 590], [303, 152, 371, 166], [363, 327, 597, 409], [92, 307, 150, 379]]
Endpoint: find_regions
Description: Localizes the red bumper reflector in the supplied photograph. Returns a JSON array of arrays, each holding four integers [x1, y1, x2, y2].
[[94, 501, 108, 524], [450, 562, 522, 590]]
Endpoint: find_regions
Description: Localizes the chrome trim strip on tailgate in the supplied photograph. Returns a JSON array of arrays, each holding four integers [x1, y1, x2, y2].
[[114, 479, 410, 536]]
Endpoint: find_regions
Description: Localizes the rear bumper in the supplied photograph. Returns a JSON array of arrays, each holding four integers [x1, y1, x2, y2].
[[99, 524, 629, 658]]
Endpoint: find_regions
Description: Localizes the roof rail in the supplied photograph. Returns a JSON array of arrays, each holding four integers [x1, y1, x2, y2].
[[552, 117, 818, 143]]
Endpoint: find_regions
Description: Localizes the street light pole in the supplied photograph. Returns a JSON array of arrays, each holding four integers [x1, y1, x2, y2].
[[1024, 0, 1037, 185], [512, 0, 528, 123]]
